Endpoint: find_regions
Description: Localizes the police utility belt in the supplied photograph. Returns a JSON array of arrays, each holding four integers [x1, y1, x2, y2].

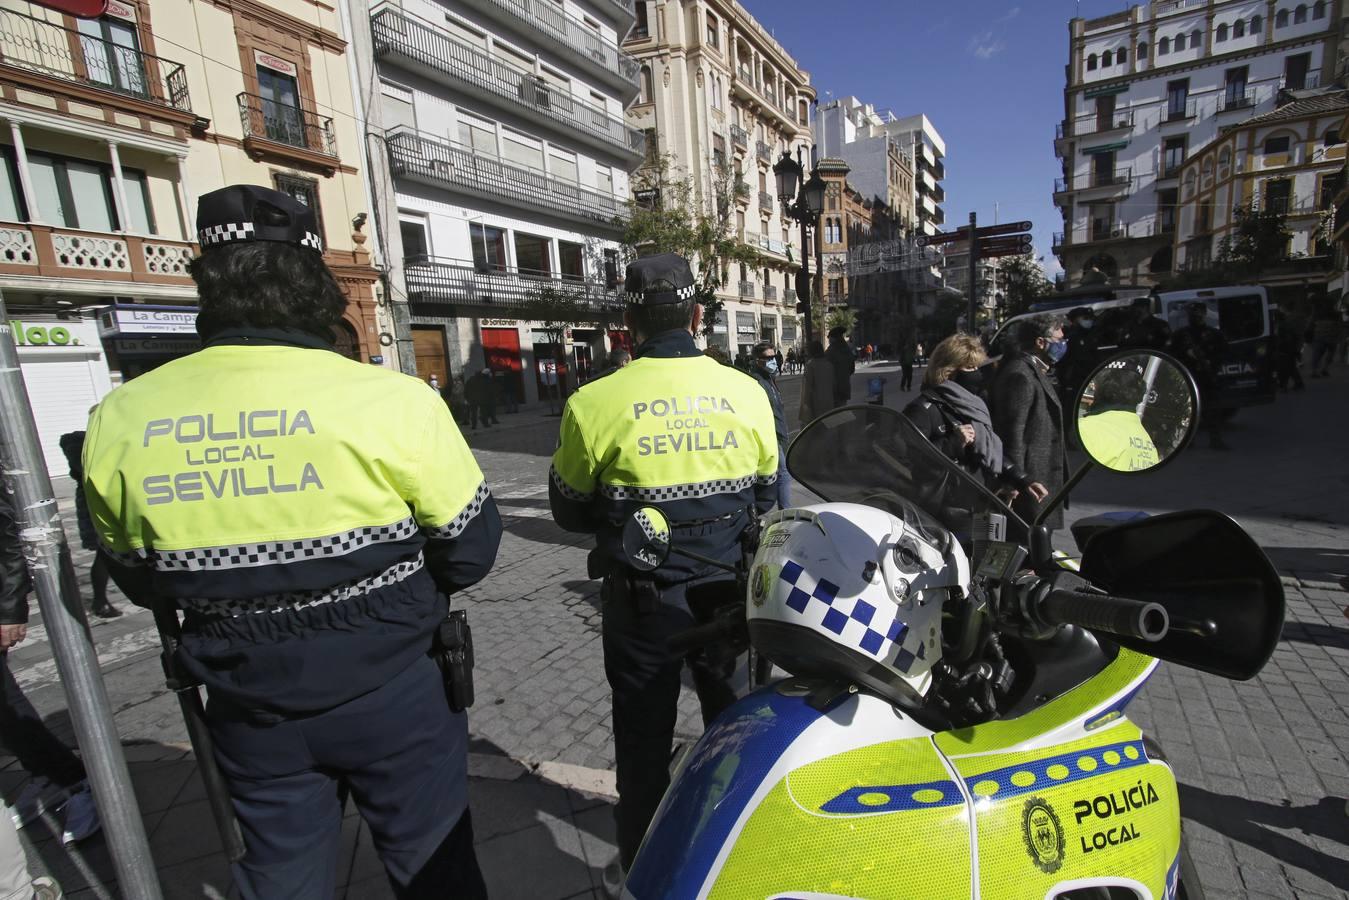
[[430, 609, 475, 712]]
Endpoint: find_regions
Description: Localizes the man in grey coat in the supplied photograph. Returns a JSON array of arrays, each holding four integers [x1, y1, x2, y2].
[[992, 316, 1070, 532]]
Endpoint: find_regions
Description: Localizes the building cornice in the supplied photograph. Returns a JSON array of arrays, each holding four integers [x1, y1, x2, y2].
[[207, 0, 347, 53]]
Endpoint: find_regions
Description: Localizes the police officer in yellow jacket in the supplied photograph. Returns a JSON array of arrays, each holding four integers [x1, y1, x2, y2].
[[549, 253, 778, 890], [82, 186, 502, 899], [1078, 362, 1161, 472]]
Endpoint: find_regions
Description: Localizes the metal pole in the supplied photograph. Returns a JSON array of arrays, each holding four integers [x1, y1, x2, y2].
[[0, 293, 163, 899], [968, 211, 979, 334], [800, 212, 813, 350]]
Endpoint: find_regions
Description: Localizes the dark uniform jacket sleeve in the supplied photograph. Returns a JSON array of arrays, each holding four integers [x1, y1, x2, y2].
[[407, 397, 503, 595], [993, 359, 1037, 473], [0, 491, 31, 625]]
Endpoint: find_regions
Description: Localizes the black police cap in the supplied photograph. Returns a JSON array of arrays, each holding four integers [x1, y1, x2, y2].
[[196, 184, 323, 254], [624, 253, 696, 306]]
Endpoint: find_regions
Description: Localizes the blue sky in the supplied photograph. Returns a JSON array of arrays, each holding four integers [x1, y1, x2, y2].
[[738, 0, 1126, 278]]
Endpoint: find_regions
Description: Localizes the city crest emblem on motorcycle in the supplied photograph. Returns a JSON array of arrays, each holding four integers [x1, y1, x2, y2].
[[1022, 796, 1066, 874], [751, 565, 770, 606]]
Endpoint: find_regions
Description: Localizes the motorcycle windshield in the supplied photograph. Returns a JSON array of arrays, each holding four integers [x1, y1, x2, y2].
[[786, 404, 1027, 543]]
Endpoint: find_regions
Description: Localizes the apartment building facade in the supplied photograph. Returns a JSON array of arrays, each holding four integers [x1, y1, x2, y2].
[[1054, 0, 1342, 288], [815, 96, 917, 228], [350, 0, 642, 402], [0, 0, 384, 473], [622, 0, 814, 357], [1173, 90, 1347, 274]]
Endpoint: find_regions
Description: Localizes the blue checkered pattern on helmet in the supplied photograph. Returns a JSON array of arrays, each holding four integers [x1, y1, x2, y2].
[[777, 561, 909, 660]]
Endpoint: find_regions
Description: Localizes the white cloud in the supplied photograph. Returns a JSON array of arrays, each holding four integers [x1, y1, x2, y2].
[[999, 6, 1021, 21], [969, 30, 1006, 59]]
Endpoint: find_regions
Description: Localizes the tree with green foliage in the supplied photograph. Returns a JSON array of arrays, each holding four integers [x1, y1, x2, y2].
[[825, 307, 856, 336], [1216, 203, 1292, 279], [997, 253, 1053, 319], [621, 154, 762, 338]]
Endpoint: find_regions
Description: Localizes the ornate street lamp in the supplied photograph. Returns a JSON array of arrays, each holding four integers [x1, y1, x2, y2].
[[776, 148, 827, 349]]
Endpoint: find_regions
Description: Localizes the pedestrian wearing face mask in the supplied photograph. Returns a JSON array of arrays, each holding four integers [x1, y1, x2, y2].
[[748, 342, 790, 508], [992, 315, 1070, 533], [904, 334, 1049, 503], [1059, 307, 1100, 442]]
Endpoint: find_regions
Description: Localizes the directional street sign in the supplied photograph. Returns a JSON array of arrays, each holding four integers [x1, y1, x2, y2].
[[979, 235, 1035, 258], [975, 220, 1033, 239], [914, 231, 964, 247]]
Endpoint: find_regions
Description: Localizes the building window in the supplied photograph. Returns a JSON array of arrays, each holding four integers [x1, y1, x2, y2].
[[1166, 79, 1190, 119], [76, 16, 146, 97], [1217, 146, 1232, 179], [1086, 53, 1097, 70], [501, 128, 543, 170], [1182, 170, 1196, 200], [1117, 47, 1127, 63], [1284, 53, 1311, 89], [1325, 128, 1343, 146], [255, 63, 305, 147], [549, 148, 579, 182], [1216, 23, 1228, 41], [1275, 9, 1289, 28], [1102, 50, 1113, 66], [400, 218, 429, 261], [1201, 157, 1214, 189], [1234, 19, 1245, 37], [1264, 135, 1291, 155], [1319, 172, 1344, 208], [470, 223, 507, 272], [1190, 29, 1201, 46], [712, 133, 726, 169], [274, 174, 323, 245], [1251, 14, 1263, 33], [457, 111, 497, 155], [1224, 66, 1249, 105], [706, 12, 719, 49], [596, 165, 613, 195], [514, 232, 551, 275], [558, 240, 584, 279], [1294, 4, 1307, 24], [1163, 136, 1186, 176], [1313, 0, 1326, 19], [1264, 177, 1292, 213], [1157, 188, 1178, 234], [711, 76, 722, 110], [1138, 41, 1148, 59], [16, 150, 153, 234], [632, 2, 649, 39], [1158, 36, 1170, 55], [642, 127, 658, 164], [638, 65, 653, 104], [1174, 33, 1185, 51]]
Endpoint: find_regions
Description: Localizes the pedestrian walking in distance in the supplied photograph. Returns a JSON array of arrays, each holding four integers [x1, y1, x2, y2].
[[82, 185, 503, 899], [466, 366, 499, 429], [827, 326, 855, 407], [549, 253, 779, 898], [800, 340, 835, 424]]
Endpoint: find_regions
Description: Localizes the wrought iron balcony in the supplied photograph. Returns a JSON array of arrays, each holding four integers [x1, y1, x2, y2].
[[386, 127, 628, 232], [756, 140, 773, 163], [1052, 230, 1066, 251], [1164, 98, 1197, 122], [0, 7, 191, 113], [784, 288, 797, 304], [404, 257, 622, 312], [238, 92, 336, 158], [763, 285, 778, 303], [1087, 110, 1135, 133], [1055, 169, 1132, 193], [460, 0, 640, 99], [739, 280, 756, 299], [731, 124, 749, 150], [371, 7, 644, 163], [1279, 72, 1320, 91], [758, 190, 773, 212], [1218, 89, 1256, 113]]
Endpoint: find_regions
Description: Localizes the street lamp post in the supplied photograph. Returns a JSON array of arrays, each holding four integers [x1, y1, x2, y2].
[[775, 147, 826, 350]]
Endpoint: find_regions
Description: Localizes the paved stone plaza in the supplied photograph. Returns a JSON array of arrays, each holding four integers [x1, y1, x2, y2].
[[4, 364, 1347, 898]]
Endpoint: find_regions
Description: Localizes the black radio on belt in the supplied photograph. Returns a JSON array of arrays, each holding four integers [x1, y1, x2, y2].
[[432, 610, 475, 712]]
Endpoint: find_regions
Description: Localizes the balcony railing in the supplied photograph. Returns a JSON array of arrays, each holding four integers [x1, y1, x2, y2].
[[756, 140, 773, 163], [0, 7, 191, 113], [731, 124, 749, 149], [739, 280, 756, 299], [784, 288, 797, 304], [386, 127, 628, 231], [0, 222, 195, 286], [1052, 231, 1065, 250], [238, 92, 336, 157], [764, 285, 777, 303], [404, 257, 621, 312], [1279, 72, 1320, 91], [463, 0, 639, 96], [758, 190, 773, 212], [1218, 89, 1256, 113], [1055, 168, 1132, 192], [371, 7, 644, 161], [755, 234, 791, 256], [1087, 110, 1134, 133], [930, 159, 945, 181], [931, 184, 945, 203], [1164, 98, 1197, 122]]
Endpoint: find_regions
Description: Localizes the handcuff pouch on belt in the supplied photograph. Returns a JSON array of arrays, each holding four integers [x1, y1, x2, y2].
[[430, 609, 475, 712]]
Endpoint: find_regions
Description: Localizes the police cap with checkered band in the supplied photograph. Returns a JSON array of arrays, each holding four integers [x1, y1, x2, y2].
[[196, 185, 324, 254], [623, 252, 696, 307]]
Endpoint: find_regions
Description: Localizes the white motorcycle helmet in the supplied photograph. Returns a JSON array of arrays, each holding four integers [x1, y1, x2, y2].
[[747, 502, 968, 706]]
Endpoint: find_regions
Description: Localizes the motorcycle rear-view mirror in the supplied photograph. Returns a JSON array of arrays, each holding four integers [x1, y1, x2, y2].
[[1080, 509, 1285, 680], [621, 506, 672, 572], [1074, 350, 1199, 474]]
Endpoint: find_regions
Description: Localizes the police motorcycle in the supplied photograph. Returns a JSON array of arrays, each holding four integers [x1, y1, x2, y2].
[[615, 350, 1284, 900]]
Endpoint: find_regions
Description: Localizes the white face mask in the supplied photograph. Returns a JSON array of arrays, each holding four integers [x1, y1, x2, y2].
[[1081, 318, 1095, 330]]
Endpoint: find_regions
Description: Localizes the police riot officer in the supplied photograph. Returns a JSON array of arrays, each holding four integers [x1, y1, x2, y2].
[[548, 254, 778, 894], [82, 186, 502, 899], [1168, 301, 1231, 449], [1118, 296, 1171, 350]]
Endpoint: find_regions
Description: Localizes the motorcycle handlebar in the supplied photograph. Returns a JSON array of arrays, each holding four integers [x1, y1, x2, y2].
[[1036, 588, 1170, 643]]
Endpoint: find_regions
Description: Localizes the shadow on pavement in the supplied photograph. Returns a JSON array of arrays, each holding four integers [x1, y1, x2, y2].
[[1177, 783, 1349, 892], [1265, 546, 1349, 581], [1280, 621, 1349, 650], [500, 514, 590, 550]]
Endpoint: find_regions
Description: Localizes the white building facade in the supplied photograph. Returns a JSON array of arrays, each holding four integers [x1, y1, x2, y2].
[[1055, 0, 1341, 287], [351, 0, 644, 403], [623, 0, 814, 357]]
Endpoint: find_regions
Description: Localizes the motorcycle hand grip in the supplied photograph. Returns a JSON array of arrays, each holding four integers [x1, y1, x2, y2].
[[1038, 588, 1170, 643]]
